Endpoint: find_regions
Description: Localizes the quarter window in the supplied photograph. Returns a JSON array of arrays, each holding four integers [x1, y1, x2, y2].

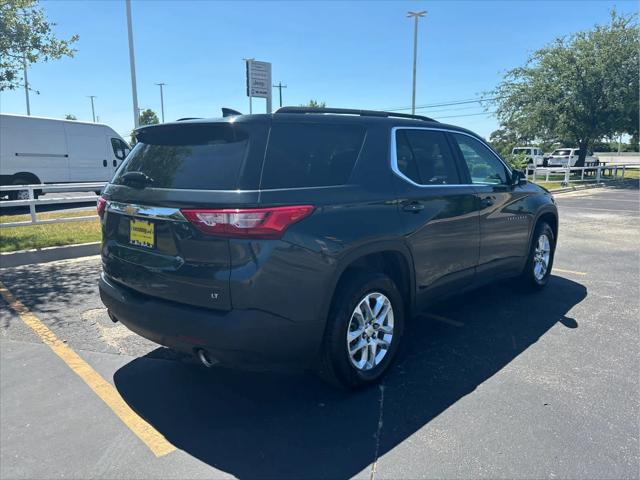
[[452, 133, 509, 185], [395, 129, 460, 185], [261, 123, 365, 189]]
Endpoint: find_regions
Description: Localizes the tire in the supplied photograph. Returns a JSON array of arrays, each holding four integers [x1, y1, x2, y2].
[[317, 270, 405, 389], [519, 221, 555, 291], [7, 176, 39, 201]]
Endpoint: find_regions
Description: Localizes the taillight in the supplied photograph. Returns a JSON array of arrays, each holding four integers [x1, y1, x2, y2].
[[181, 205, 314, 239], [97, 196, 107, 219]]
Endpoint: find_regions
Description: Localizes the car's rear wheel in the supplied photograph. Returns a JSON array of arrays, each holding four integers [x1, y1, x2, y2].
[[519, 221, 555, 291], [318, 270, 404, 389]]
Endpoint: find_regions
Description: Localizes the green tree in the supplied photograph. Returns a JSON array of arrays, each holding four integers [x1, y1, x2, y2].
[[488, 128, 519, 157], [64, 113, 76, 120], [301, 100, 326, 108], [138, 108, 159, 126], [492, 10, 639, 165], [0, 0, 79, 92]]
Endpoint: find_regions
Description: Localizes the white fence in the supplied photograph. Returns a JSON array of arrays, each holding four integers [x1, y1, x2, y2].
[[525, 164, 639, 186], [0, 182, 105, 228]]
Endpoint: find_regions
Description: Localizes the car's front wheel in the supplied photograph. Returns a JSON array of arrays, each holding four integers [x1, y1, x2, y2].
[[519, 221, 555, 290], [318, 271, 404, 389]]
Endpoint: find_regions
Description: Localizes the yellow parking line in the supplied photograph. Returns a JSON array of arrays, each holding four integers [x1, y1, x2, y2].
[[423, 313, 465, 327], [0, 281, 175, 458], [554, 268, 587, 276]]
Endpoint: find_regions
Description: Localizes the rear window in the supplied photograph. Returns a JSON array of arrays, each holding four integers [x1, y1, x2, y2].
[[260, 123, 365, 189], [113, 123, 265, 190], [552, 149, 572, 156]]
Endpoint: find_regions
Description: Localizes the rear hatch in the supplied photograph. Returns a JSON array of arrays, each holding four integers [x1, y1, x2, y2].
[[100, 119, 269, 311]]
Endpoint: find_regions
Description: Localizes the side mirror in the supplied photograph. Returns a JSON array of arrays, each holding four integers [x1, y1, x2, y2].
[[511, 169, 527, 186]]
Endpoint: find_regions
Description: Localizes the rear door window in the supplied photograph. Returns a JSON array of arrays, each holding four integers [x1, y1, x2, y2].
[[395, 129, 460, 185], [261, 123, 365, 189], [113, 123, 266, 190]]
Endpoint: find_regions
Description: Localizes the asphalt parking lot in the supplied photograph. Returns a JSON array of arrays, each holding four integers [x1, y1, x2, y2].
[[1, 184, 638, 479]]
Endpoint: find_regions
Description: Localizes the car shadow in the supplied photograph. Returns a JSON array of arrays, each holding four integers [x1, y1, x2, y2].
[[113, 275, 586, 479]]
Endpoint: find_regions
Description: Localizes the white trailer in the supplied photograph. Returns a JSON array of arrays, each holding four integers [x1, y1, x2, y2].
[[0, 114, 130, 199]]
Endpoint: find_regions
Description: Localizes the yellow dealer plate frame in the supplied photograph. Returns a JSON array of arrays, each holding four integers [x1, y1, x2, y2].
[[129, 219, 155, 248]]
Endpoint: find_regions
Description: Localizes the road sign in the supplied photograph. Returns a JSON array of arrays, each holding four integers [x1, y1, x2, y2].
[[246, 59, 272, 113], [246, 60, 272, 98]]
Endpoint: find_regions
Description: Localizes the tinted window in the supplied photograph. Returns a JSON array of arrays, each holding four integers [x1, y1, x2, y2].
[[452, 133, 509, 185], [111, 138, 129, 160], [113, 123, 262, 190], [395, 129, 460, 185], [261, 123, 364, 189]]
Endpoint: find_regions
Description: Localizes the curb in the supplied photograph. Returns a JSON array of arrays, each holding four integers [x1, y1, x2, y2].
[[0, 242, 101, 269], [550, 183, 607, 194], [550, 178, 638, 194]]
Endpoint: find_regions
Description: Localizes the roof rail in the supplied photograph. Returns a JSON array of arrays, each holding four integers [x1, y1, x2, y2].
[[275, 106, 437, 122], [175, 117, 202, 121]]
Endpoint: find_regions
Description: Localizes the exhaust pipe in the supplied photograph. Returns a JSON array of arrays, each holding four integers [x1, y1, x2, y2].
[[197, 349, 218, 368]]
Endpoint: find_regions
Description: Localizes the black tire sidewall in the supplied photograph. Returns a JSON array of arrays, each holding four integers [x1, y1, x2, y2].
[[323, 271, 405, 388], [11, 177, 38, 200]]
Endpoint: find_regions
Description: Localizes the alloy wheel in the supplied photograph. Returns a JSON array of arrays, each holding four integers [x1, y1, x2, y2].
[[346, 292, 394, 371], [533, 233, 551, 281]]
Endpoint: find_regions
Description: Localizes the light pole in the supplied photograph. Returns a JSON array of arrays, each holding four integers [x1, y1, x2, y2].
[[22, 54, 30, 116], [87, 96, 97, 122], [126, 0, 140, 128], [136, 107, 148, 124], [155, 83, 166, 122], [407, 10, 426, 115]]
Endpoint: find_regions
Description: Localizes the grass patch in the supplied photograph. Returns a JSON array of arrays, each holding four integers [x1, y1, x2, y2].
[[0, 209, 101, 253]]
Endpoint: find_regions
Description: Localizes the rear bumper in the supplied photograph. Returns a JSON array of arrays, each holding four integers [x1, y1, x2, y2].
[[546, 160, 566, 167], [99, 272, 321, 369]]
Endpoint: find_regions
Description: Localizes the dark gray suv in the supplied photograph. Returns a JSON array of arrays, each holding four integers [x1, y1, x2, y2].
[[98, 107, 558, 388]]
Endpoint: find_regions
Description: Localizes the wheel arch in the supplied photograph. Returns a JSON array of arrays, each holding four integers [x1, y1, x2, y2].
[[535, 209, 558, 244], [12, 172, 41, 185], [321, 242, 416, 329]]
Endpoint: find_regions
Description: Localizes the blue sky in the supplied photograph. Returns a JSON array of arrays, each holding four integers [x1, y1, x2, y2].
[[0, 0, 635, 140]]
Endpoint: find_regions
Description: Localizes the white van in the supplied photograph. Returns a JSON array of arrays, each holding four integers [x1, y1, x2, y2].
[[0, 114, 130, 199]]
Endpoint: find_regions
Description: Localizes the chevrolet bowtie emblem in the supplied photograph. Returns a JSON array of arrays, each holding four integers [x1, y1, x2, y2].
[[123, 205, 137, 215]]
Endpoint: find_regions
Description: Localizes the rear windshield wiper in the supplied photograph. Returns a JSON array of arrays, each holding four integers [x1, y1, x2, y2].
[[120, 171, 154, 188]]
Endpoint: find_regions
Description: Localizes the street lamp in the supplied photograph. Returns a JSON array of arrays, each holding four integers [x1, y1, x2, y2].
[[155, 83, 166, 122], [87, 95, 97, 122], [407, 10, 427, 115], [126, 0, 140, 128], [22, 54, 30, 116]]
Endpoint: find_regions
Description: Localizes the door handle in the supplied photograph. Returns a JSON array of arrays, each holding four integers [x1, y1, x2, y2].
[[113, 160, 117, 167], [402, 202, 425, 213], [102, 160, 107, 167], [480, 196, 495, 207]]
